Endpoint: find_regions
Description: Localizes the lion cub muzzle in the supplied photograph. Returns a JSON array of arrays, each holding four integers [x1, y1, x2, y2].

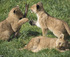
[[29, 20, 36, 26]]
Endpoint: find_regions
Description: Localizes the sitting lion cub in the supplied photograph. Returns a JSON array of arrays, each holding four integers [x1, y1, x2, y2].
[[0, 6, 28, 40], [23, 34, 68, 52]]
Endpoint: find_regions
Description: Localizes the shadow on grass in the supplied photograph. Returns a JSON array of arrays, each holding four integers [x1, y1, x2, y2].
[[19, 30, 41, 40], [27, 30, 41, 37]]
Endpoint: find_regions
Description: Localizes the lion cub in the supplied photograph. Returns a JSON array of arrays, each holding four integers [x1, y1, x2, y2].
[[24, 34, 68, 52], [29, 2, 70, 39], [0, 6, 28, 40]]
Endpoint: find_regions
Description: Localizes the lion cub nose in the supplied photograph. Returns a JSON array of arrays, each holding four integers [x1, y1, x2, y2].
[[29, 20, 34, 25]]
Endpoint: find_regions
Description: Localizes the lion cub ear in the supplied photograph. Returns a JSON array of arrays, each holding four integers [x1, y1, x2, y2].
[[13, 5, 19, 13], [36, 5, 40, 10], [36, 2, 43, 10], [13, 9, 18, 14], [58, 34, 64, 40], [37, 2, 43, 6], [13, 10, 16, 13]]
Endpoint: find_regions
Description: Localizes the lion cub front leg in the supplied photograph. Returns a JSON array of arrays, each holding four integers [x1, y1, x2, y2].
[[12, 18, 28, 32], [56, 48, 65, 52], [14, 30, 20, 38], [42, 28, 48, 36], [18, 18, 28, 26]]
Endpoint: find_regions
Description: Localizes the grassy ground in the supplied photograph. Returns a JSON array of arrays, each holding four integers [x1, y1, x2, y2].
[[0, 0, 70, 57]]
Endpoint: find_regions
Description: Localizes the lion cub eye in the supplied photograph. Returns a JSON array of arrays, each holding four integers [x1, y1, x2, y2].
[[19, 17, 22, 19], [59, 42, 61, 45]]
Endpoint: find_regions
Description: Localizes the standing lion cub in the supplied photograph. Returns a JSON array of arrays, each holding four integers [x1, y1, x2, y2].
[[0, 6, 28, 40], [23, 34, 68, 52], [29, 2, 70, 39]]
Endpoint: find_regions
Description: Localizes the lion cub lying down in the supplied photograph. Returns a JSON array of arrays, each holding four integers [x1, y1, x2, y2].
[[23, 34, 68, 52], [0, 6, 28, 40]]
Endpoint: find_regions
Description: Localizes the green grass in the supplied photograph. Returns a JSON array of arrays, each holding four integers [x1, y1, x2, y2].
[[0, 0, 70, 57]]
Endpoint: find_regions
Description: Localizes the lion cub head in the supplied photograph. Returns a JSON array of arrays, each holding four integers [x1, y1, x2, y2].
[[30, 2, 44, 13], [55, 34, 68, 49], [8, 6, 24, 19]]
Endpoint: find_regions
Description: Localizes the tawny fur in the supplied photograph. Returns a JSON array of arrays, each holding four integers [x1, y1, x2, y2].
[[0, 6, 28, 40], [23, 34, 68, 52], [29, 2, 70, 39]]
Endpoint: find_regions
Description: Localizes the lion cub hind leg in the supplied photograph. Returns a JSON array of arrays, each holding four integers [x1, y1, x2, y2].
[[0, 30, 10, 40], [53, 31, 64, 38]]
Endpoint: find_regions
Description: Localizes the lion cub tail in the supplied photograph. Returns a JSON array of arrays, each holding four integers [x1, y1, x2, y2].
[[64, 22, 70, 35]]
